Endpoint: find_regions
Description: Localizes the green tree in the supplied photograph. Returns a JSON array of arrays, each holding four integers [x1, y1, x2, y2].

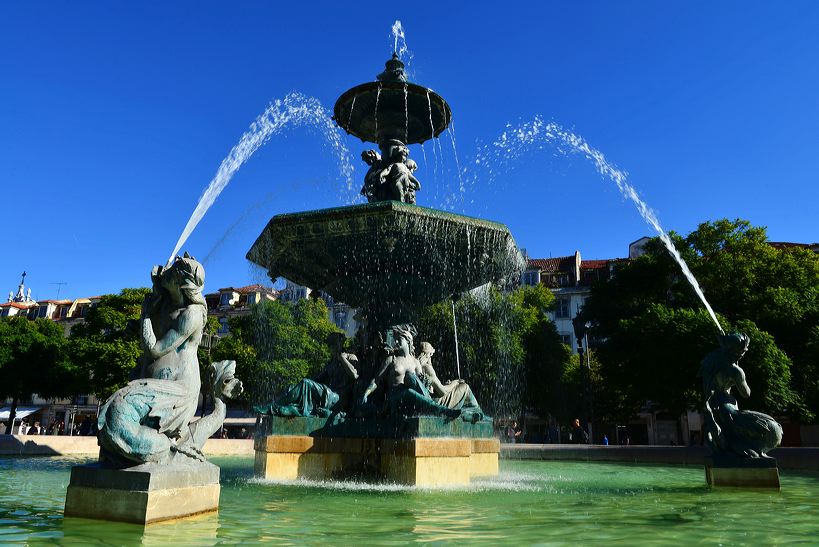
[[0, 317, 74, 431], [196, 315, 221, 415], [512, 284, 574, 422], [581, 219, 815, 421], [417, 284, 571, 419], [211, 298, 341, 406], [68, 288, 149, 400]]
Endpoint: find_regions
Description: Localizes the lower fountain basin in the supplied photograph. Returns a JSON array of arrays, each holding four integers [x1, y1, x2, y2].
[[6, 455, 819, 543]]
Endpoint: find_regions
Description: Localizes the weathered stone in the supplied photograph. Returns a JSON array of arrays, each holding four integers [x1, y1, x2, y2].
[[381, 438, 471, 458], [469, 452, 499, 477], [255, 434, 499, 485], [64, 462, 221, 524], [705, 457, 781, 489], [257, 414, 494, 440], [472, 438, 501, 453], [381, 454, 471, 487]]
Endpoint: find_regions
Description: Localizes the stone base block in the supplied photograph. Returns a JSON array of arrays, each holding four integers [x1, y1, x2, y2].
[[381, 438, 471, 486], [64, 461, 221, 524], [470, 438, 500, 477], [382, 454, 471, 487], [705, 457, 780, 488], [255, 434, 500, 486]]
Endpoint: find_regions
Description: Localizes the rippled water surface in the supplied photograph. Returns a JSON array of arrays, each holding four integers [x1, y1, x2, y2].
[[1, 456, 818, 545]]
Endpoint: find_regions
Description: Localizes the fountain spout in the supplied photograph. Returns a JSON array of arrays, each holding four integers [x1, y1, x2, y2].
[[377, 52, 408, 83]]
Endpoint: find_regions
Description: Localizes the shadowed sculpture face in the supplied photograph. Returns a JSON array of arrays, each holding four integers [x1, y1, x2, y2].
[[213, 360, 243, 399]]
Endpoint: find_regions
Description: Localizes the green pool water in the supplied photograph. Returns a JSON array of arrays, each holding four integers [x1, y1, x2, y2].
[[2, 456, 818, 545]]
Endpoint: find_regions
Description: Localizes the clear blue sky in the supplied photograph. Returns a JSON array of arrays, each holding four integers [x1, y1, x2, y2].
[[2, 2, 818, 300]]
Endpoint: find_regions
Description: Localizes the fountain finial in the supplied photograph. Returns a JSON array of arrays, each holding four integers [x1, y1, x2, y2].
[[377, 52, 407, 83]]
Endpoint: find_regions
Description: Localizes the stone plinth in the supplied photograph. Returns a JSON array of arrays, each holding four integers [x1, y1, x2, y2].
[[64, 461, 221, 524], [704, 456, 780, 489], [470, 438, 501, 477], [253, 415, 500, 486], [380, 438, 471, 486]]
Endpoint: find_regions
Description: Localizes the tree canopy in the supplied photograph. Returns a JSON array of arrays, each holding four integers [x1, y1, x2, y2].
[[417, 283, 572, 419], [211, 297, 341, 406], [0, 316, 74, 429], [68, 288, 149, 400], [581, 219, 817, 421]]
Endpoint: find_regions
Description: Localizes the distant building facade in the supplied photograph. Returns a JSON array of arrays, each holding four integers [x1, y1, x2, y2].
[[522, 251, 624, 353]]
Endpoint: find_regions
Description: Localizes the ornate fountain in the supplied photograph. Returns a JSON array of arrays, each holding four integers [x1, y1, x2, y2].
[[248, 54, 524, 486]]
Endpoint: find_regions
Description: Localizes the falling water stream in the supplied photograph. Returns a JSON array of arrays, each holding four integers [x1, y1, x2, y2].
[[166, 20, 723, 414], [471, 117, 725, 334], [166, 92, 354, 265]]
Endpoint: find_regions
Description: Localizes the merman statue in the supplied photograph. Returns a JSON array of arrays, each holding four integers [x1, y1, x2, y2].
[[699, 332, 782, 460], [97, 254, 243, 467]]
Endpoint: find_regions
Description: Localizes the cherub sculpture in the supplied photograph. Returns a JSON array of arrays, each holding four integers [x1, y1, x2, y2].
[[360, 149, 383, 203], [359, 141, 421, 204], [379, 140, 421, 203]]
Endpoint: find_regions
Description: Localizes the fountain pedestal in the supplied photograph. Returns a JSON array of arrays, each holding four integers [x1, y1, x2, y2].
[[253, 416, 500, 486], [704, 456, 780, 489], [64, 461, 221, 524]]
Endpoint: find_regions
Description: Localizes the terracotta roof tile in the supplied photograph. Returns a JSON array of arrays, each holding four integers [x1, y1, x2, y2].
[[527, 256, 575, 272], [0, 302, 34, 309], [769, 242, 819, 251], [580, 259, 610, 269]]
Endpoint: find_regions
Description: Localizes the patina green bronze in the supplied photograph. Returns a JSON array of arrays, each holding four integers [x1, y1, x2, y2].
[[253, 333, 359, 418], [333, 54, 451, 204], [247, 200, 523, 329], [97, 255, 243, 467], [251, 55, 522, 454], [699, 332, 783, 463]]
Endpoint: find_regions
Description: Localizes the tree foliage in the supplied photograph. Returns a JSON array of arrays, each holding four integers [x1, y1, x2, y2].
[[211, 298, 341, 406], [417, 283, 572, 419], [0, 317, 74, 429], [581, 219, 816, 421], [68, 288, 149, 400]]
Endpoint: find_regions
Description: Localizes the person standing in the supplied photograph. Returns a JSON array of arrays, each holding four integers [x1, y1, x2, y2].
[[570, 418, 589, 444]]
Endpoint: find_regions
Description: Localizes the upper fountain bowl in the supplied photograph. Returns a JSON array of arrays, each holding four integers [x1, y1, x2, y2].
[[333, 54, 452, 145]]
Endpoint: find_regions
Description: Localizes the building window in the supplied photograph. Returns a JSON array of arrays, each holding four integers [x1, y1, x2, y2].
[[559, 334, 572, 346], [1, 309, 8, 317], [38, 307, 48, 318], [60, 307, 68, 318], [247, 293, 256, 306], [555, 298, 570, 319], [219, 293, 231, 307], [522, 270, 539, 286], [218, 317, 229, 335]]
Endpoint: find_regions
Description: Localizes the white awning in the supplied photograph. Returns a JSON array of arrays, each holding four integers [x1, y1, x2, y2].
[[0, 406, 43, 421], [223, 417, 256, 425]]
